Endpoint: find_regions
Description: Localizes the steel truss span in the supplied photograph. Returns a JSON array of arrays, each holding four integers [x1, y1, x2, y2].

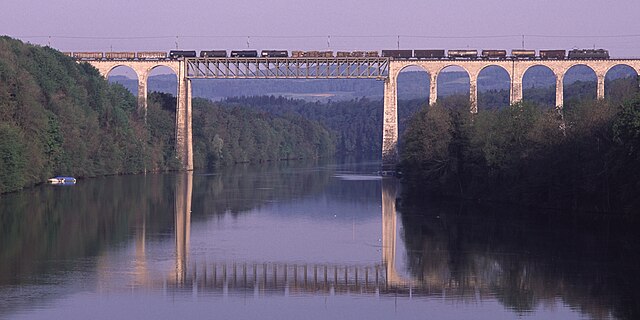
[[186, 57, 390, 79]]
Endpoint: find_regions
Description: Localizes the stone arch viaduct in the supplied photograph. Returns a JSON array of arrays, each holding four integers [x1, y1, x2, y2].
[[83, 57, 640, 171]]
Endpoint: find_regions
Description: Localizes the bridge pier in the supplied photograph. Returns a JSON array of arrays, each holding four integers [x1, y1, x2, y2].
[[597, 73, 606, 99], [176, 62, 194, 171], [137, 73, 148, 119], [382, 77, 398, 169], [556, 74, 564, 108], [429, 72, 438, 106], [511, 79, 523, 105], [469, 76, 478, 113]]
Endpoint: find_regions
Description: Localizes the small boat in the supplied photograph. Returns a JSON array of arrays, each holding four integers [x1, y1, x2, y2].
[[48, 176, 77, 185]]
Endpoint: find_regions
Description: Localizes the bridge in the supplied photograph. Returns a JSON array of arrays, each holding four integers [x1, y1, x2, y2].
[[122, 173, 489, 298], [83, 56, 640, 170], [121, 173, 434, 297]]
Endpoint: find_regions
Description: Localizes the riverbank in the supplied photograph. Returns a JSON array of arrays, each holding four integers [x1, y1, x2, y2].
[[399, 92, 640, 215]]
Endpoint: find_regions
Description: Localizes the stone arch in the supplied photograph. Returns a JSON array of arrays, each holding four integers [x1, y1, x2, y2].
[[604, 64, 639, 100], [144, 62, 179, 77], [522, 65, 557, 108], [436, 64, 471, 110], [106, 65, 140, 96], [563, 64, 597, 106], [477, 65, 512, 110], [395, 64, 431, 107], [146, 65, 178, 97]]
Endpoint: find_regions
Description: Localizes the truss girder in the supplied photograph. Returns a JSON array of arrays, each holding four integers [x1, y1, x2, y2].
[[186, 57, 390, 79]]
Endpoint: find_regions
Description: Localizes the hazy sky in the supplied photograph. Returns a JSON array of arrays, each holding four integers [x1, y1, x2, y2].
[[2, 0, 640, 57]]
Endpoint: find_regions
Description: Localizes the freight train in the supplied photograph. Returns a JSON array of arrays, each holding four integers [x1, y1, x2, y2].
[[65, 48, 610, 60]]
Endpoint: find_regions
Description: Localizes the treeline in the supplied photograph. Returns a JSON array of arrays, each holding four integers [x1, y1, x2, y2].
[[0, 37, 335, 193], [221, 95, 423, 158], [0, 36, 166, 193], [191, 98, 335, 170], [400, 86, 640, 213]]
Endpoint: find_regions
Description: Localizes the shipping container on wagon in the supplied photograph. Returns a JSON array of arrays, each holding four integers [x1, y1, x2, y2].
[[260, 50, 288, 58], [291, 51, 304, 58], [336, 51, 351, 58], [414, 49, 445, 59], [350, 51, 366, 58], [319, 51, 334, 58], [539, 50, 566, 59], [105, 52, 136, 60], [511, 49, 536, 59], [137, 51, 167, 59], [365, 51, 380, 57], [73, 52, 103, 60], [481, 49, 507, 59], [381, 50, 412, 59]]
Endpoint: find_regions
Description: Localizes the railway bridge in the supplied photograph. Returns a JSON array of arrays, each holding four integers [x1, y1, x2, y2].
[[84, 57, 640, 170]]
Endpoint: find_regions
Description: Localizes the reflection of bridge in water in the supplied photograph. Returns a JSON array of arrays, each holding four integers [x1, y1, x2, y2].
[[126, 173, 489, 298]]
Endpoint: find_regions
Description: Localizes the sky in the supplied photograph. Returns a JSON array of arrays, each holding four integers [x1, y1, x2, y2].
[[2, 0, 640, 58]]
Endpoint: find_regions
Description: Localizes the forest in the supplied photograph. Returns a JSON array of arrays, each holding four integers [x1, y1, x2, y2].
[[399, 77, 640, 213], [0, 37, 334, 193]]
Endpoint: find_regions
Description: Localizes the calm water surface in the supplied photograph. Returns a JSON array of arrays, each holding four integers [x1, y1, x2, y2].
[[0, 161, 637, 319]]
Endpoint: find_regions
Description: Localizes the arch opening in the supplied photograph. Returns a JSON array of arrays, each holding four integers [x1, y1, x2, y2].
[[563, 65, 596, 108], [146, 66, 178, 172], [396, 65, 431, 150], [522, 65, 556, 108], [477, 65, 511, 110], [148, 65, 178, 97], [107, 65, 139, 96], [605, 64, 639, 103], [436, 65, 470, 110]]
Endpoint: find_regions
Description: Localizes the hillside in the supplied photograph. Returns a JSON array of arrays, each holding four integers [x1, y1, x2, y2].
[[0, 38, 335, 193]]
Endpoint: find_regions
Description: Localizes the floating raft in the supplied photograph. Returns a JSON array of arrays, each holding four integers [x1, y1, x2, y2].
[[47, 176, 77, 185]]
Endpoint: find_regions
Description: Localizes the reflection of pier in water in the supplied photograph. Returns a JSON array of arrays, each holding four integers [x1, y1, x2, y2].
[[132, 173, 489, 297]]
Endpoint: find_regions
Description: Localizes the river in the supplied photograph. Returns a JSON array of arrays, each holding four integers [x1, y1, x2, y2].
[[0, 160, 637, 319]]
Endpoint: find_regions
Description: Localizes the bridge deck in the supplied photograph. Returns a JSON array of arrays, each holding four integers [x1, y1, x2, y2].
[[186, 57, 390, 79]]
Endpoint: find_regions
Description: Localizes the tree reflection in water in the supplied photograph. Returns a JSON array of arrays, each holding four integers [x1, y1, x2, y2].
[[399, 195, 640, 320]]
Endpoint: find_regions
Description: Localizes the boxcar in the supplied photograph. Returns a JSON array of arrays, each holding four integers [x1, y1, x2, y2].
[[73, 52, 103, 60], [105, 52, 136, 60], [448, 50, 478, 59], [414, 49, 445, 59], [382, 50, 412, 59], [303, 51, 320, 57], [511, 49, 536, 59], [137, 51, 167, 59], [539, 50, 566, 59], [200, 50, 227, 58]]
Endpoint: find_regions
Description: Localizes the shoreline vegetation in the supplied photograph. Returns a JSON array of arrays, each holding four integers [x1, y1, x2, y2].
[[399, 88, 640, 215], [0, 37, 334, 193]]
